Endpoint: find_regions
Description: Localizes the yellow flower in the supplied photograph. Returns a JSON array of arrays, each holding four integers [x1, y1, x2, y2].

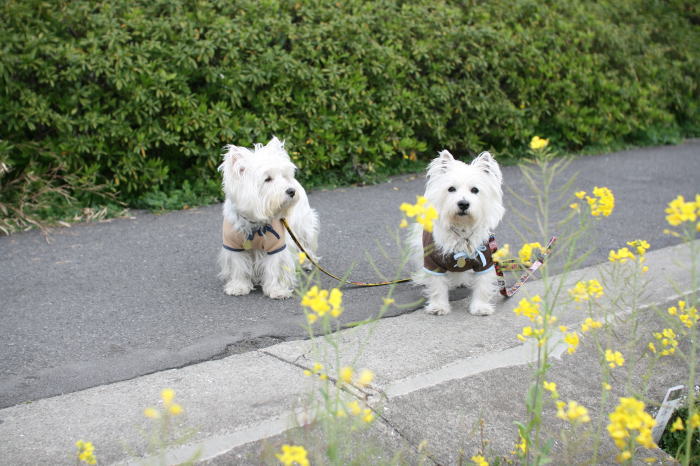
[[399, 218, 408, 228], [665, 194, 698, 226], [518, 242, 543, 265], [605, 349, 625, 368], [586, 186, 615, 217], [653, 328, 679, 356], [513, 296, 541, 322], [669, 300, 699, 329], [586, 280, 604, 298], [400, 196, 438, 232], [568, 282, 588, 302], [339, 366, 353, 384], [626, 239, 650, 255], [602, 382, 612, 391], [75, 440, 97, 465], [617, 451, 632, 462], [544, 381, 558, 398], [168, 404, 183, 416], [607, 397, 657, 452], [383, 297, 395, 306], [471, 455, 489, 466], [575, 191, 586, 200], [144, 407, 160, 419], [357, 369, 375, 387], [569, 280, 604, 303], [362, 408, 375, 423], [161, 388, 175, 405], [492, 243, 510, 262], [301, 286, 343, 321], [516, 434, 528, 454], [581, 317, 603, 332], [347, 400, 362, 416], [297, 252, 307, 265], [529, 136, 549, 150], [275, 444, 310, 466], [564, 331, 580, 354], [647, 342, 656, 354], [608, 247, 635, 263], [336, 408, 347, 418], [556, 400, 591, 424], [301, 286, 329, 314], [329, 288, 343, 317], [670, 417, 684, 432], [690, 413, 700, 429]]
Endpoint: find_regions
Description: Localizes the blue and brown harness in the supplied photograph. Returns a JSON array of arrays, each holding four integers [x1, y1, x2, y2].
[[422, 229, 495, 276]]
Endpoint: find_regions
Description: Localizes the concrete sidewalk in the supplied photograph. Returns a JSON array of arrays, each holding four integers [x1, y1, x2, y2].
[[2, 240, 696, 465]]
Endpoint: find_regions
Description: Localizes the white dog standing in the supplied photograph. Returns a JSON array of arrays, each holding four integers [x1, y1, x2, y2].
[[410, 150, 504, 316], [218, 137, 319, 299]]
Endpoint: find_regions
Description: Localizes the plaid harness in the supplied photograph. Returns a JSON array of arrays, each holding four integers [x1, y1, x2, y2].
[[422, 229, 494, 275], [222, 218, 287, 255]]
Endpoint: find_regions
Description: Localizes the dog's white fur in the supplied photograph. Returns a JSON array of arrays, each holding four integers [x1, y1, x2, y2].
[[218, 137, 319, 299], [409, 150, 504, 316]]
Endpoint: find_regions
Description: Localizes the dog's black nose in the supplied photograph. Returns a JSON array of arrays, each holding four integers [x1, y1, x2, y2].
[[457, 200, 470, 211], [286, 188, 296, 198]]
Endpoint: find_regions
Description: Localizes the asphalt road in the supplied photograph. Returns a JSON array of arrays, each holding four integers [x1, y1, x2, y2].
[[1, 140, 698, 408]]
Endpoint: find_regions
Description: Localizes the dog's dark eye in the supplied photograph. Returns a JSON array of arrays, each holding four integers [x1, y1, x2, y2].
[[471, 187, 479, 194], [448, 186, 456, 192], [264, 176, 273, 182]]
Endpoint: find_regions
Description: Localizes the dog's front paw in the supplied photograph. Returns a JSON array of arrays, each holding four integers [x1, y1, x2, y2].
[[264, 287, 294, 299], [425, 304, 451, 316], [469, 301, 494, 316], [224, 280, 254, 296]]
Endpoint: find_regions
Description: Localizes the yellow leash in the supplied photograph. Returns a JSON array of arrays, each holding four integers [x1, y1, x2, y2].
[[280, 218, 410, 287]]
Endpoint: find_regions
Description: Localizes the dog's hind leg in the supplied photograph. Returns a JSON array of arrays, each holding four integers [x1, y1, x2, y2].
[[259, 250, 295, 299], [218, 248, 254, 296]]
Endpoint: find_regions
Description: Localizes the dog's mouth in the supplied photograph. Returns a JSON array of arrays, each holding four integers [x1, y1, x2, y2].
[[457, 211, 470, 217]]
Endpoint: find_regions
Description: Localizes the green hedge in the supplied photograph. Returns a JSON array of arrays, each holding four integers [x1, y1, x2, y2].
[[1, 0, 699, 226]]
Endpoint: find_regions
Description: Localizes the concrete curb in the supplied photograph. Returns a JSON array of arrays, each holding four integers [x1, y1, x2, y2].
[[1, 240, 697, 465]]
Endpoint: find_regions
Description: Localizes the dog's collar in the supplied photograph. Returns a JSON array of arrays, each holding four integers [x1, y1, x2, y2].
[[449, 224, 475, 239]]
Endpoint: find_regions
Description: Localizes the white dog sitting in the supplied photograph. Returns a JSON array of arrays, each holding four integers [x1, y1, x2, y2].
[[410, 150, 505, 316], [218, 137, 319, 299]]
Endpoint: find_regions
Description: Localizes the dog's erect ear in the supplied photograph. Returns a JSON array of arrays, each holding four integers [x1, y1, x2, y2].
[[265, 136, 291, 160], [220, 145, 252, 176], [438, 150, 455, 163], [266, 136, 285, 150], [471, 151, 502, 184], [427, 150, 455, 178]]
